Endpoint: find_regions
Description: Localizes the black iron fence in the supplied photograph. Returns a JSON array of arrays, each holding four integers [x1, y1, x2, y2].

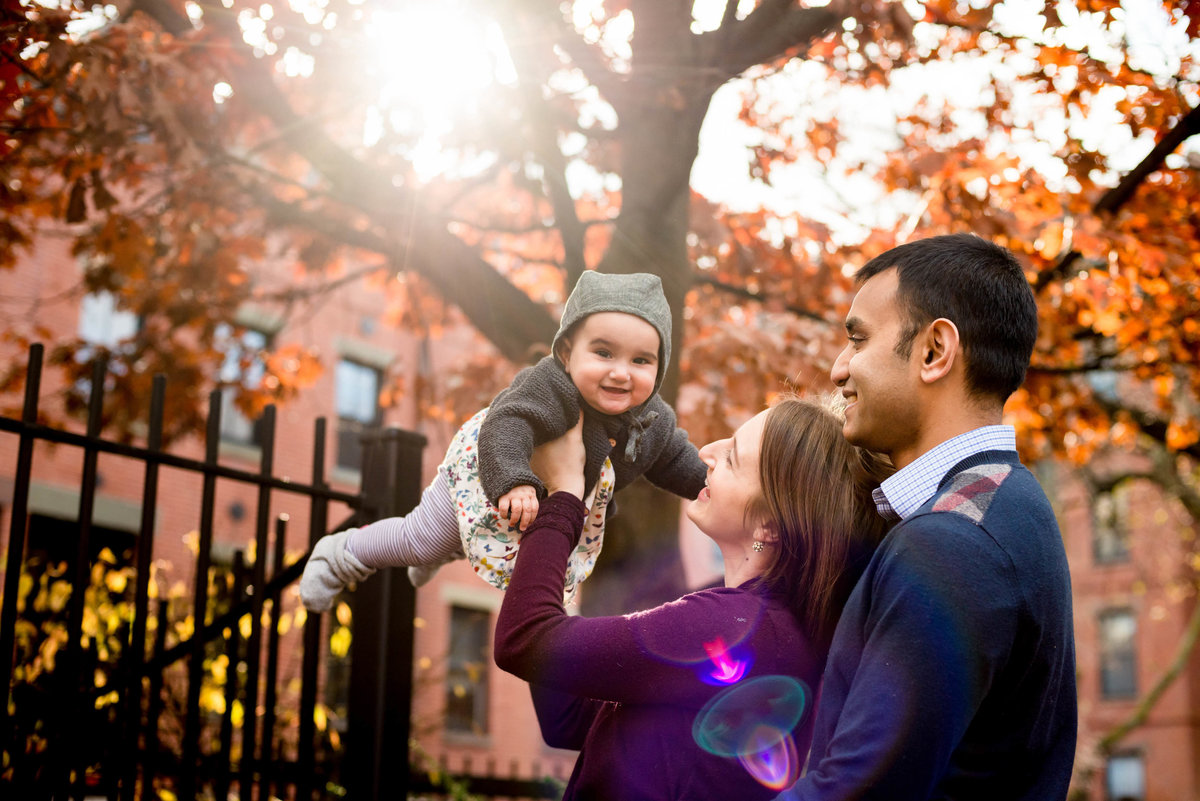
[[0, 344, 562, 800], [0, 343, 424, 799]]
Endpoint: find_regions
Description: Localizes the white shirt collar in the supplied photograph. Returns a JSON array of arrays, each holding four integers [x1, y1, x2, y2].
[[874, 425, 1017, 521]]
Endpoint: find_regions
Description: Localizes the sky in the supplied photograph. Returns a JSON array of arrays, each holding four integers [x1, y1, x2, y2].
[[690, 0, 1197, 241], [65, 0, 1195, 243]]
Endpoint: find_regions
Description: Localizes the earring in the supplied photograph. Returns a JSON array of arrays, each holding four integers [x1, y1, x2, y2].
[[752, 540, 764, 553]]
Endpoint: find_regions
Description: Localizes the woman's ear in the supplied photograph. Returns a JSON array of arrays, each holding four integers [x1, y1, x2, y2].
[[755, 520, 780, 545]]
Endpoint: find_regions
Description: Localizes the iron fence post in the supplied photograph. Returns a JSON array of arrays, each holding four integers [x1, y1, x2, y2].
[[347, 427, 426, 801], [0, 344, 41, 742]]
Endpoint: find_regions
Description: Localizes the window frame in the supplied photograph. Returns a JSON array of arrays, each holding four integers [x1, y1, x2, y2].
[[1098, 607, 1138, 700], [217, 325, 272, 449], [444, 604, 491, 737], [78, 289, 140, 350], [334, 358, 383, 472], [1105, 750, 1145, 801], [1092, 482, 1132, 565]]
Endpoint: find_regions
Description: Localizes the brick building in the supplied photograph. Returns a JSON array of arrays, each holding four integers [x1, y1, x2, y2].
[[0, 230, 577, 790], [1044, 455, 1200, 801], [4, 230, 1199, 799]]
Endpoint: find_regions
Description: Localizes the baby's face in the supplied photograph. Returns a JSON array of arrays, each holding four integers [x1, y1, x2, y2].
[[560, 312, 660, 416]]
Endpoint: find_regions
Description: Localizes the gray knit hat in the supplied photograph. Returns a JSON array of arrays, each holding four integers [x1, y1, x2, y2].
[[552, 271, 673, 397]]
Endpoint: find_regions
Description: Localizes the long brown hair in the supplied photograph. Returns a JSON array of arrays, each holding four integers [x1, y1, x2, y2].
[[749, 394, 894, 650]]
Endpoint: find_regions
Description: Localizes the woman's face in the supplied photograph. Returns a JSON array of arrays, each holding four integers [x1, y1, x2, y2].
[[686, 409, 768, 544]]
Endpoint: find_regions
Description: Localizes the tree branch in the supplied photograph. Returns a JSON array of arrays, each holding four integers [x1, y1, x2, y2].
[[1146, 442, 1200, 532], [540, 7, 625, 106], [706, 2, 841, 79], [130, 0, 557, 363], [1077, 465, 1155, 496], [1093, 395, 1200, 463], [720, 0, 740, 30], [693, 275, 834, 325], [1094, 101, 1200, 215], [446, 216, 615, 237], [497, 8, 588, 287], [1035, 101, 1200, 291], [1027, 359, 1133, 375], [249, 191, 556, 361], [1097, 597, 1200, 752]]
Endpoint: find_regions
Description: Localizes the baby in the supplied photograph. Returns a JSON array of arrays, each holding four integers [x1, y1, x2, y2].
[[299, 271, 707, 610]]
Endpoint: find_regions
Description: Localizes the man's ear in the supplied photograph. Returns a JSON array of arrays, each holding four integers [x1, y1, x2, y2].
[[918, 318, 960, 384]]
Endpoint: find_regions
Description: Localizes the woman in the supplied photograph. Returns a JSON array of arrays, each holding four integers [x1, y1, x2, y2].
[[493, 395, 892, 800]]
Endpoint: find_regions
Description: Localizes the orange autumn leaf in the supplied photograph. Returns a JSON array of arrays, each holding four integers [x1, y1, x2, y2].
[[1092, 309, 1124, 337], [1167, 418, 1200, 451]]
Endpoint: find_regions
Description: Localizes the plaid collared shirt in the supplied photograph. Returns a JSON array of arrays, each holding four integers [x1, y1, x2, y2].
[[873, 425, 1017, 521]]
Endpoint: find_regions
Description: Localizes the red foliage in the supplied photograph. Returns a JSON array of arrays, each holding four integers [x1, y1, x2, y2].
[[2, 0, 1198, 475]]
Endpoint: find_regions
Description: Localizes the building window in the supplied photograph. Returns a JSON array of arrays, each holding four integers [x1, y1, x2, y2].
[[1093, 484, 1131, 564], [76, 290, 140, 400], [335, 359, 381, 471], [1099, 608, 1137, 699], [1106, 752, 1145, 801], [445, 605, 490, 735], [217, 326, 270, 447], [79, 290, 139, 348]]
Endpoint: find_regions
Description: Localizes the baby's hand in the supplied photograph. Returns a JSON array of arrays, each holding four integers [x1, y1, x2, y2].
[[499, 485, 539, 531]]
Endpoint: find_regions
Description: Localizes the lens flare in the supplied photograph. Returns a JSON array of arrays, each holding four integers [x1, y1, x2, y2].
[[701, 637, 750, 684], [737, 727, 801, 790], [635, 593, 766, 666], [692, 675, 809, 790], [692, 674, 809, 749]]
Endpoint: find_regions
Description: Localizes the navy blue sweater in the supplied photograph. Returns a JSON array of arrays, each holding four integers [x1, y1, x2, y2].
[[784, 451, 1077, 800]]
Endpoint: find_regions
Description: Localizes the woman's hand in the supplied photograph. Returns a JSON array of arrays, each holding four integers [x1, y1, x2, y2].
[[530, 418, 587, 500]]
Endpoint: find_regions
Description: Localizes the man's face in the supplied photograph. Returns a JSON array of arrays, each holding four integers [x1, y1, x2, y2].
[[829, 269, 924, 467]]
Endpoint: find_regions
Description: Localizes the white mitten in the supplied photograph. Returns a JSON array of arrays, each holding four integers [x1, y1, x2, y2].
[[407, 564, 441, 587], [299, 529, 376, 612]]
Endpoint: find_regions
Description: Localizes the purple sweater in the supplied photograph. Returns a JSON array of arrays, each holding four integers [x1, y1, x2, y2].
[[494, 492, 825, 801]]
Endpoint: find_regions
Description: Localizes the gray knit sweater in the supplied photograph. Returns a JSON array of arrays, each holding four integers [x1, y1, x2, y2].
[[476, 356, 707, 508]]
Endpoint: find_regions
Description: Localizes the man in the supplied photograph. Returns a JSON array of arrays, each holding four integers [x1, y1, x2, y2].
[[781, 233, 1077, 799]]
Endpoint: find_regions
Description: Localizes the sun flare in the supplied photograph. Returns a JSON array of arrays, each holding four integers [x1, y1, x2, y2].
[[360, 2, 516, 167]]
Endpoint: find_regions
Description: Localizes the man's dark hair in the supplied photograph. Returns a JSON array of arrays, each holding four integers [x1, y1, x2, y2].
[[856, 232, 1039, 403]]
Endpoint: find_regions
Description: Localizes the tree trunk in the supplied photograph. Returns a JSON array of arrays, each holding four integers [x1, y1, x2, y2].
[[583, 29, 718, 613]]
